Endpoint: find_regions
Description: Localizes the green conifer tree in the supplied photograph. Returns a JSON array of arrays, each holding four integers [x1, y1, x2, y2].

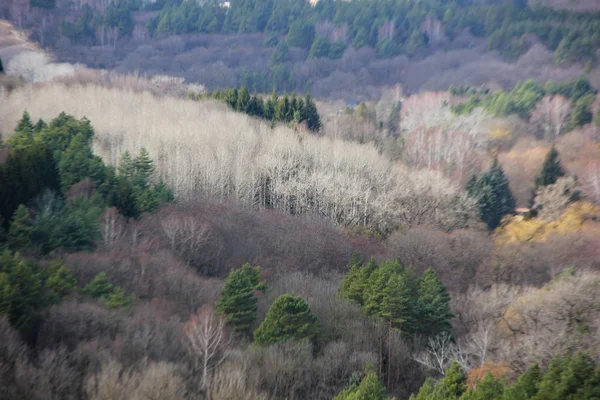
[[46, 261, 77, 298], [0, 273, 15, 317], [503, 363, 540, 400], [308, 36, 331, 59], [470, 159, 515, 230], [438, 361, 467, 398], [118, 151, 135, 180], [254, 294, 320, 346], [462, 373, 504, 400], [0, 251, 44, 329], [34, 119, 47, 133], [466, 174, 478, 195], [270, 41, 290, 65], [535, 146, 565, 188], [82, 272, 113, 299], [106, 287, 133, 309], [7, 205, 33, 251], [133, 147, 155, 189], [409, 377, 436, 400], [418, 268, 453, 336], [0, 57, 4, 74], [57, 134, 105, 191], [237, 86, 251, 113], [304, 94, 321, 132], [379, 273, 412, 331], [9, 112, 35, 149], [541, 353, 597, 400], [342, 258, 377, 306], [362, 262, 394, 316], [109, 177, 140, 219], [334, 370, 391, 400], [341, 263, 362, 301], [216, 263, 265, 335]]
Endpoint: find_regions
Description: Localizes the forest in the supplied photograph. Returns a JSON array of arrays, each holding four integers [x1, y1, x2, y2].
[[3, 0, 600, 98], [1, 0, 600, 398]]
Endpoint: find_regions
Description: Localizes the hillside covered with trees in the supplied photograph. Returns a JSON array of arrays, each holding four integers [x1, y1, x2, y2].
[[1, 0, 600, 398]]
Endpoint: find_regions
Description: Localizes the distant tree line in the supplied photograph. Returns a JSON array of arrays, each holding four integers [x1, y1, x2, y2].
[[191, 87, 322, 132], [145, 0, 600, 64]]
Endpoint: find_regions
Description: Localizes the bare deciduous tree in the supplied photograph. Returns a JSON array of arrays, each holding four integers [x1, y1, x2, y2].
[[86, 360, 184, 400], [533, 176, 579, 221], [184, 305, 231, 388], [0, 84, 474, 233], [530, 95, 571, 141], [100, 207, 126, 250], [161, 212, 216, 269], [580, 160, 600, 204], [413, 331, 455, 375], [400, 92, 491, 181]]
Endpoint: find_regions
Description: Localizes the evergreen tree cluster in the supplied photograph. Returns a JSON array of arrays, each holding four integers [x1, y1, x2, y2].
[[0, 250, 132, 334], [146, 0, 600, 64], [0, 251, 77, 331], [194, 87, 322, 132], [454, 77, 597, 125], [216, 264, 320, 346], [467, 159, 516, 230], [82, 272, 133, 309], [410, 353, 600, 400], [340, 257, 453, 337], [0, 112, 173, 254]]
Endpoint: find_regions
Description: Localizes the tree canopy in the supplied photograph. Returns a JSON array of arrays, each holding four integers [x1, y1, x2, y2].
[[254, 294, 320, 346]]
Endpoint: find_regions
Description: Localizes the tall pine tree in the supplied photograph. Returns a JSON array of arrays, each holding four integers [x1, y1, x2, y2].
[[362, 260, 400, 316], [535, 146, 565, 188], [8, 112, 35, 149], [341, 257, 376, 306], [118, 151, 135, 180], [380, 272, 413, 331], [438, 361, 467, 398], [133, 147, 154, 189], [7, 205, 33, 251], [417, 267, 453, 336], [502, 363, 540, 400], [304, 94, 321, 132], [216, 263, 265, 335]]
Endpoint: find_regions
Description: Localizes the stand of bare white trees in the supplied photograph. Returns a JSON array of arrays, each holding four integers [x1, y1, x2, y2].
[[0, 83, 476, 232], [400, 92, 491, 182]]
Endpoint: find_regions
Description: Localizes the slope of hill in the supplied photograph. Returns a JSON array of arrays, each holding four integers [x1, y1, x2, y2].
[[3, 0, 600, 100]]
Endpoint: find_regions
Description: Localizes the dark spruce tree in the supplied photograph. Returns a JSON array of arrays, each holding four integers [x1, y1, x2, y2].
[[216, 263, 265, 335], [304, 94, 321, 132], [7, 205, 33, 251], [469, 159, 516, 230], [535, 145, 565, 188]]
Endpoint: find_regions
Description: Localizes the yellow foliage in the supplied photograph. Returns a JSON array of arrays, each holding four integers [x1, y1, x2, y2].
[[495, 201, 600, 244], [489, 129, 512, 142]]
